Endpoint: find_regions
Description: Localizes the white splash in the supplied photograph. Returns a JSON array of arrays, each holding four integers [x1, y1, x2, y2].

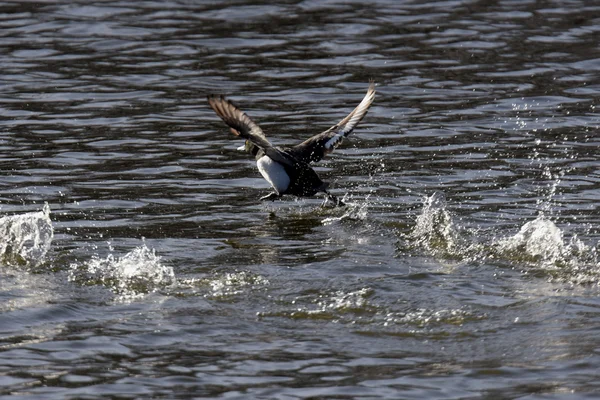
[[0, 204, 53, 267], [494, 214, 600, 283], [410, 192, 462, 256], [496, 214, 564, 265], [409, 194, 599, 283], [68, 244, 175, 300]]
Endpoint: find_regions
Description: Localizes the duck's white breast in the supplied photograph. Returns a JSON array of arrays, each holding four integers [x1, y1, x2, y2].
[[257, 156, 290, 194]]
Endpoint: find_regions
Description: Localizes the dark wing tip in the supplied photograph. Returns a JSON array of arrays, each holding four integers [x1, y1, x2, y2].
[[207, 94, 227, 106]]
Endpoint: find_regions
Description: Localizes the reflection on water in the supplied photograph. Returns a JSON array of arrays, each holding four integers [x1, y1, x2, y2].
[[1, 0, 600, 398]]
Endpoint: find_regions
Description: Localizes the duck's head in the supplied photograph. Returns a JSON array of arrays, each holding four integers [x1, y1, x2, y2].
[[237, 140, 259, 156]]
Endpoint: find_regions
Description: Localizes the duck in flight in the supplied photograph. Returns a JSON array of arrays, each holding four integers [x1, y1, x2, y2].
[[207, 82, 375, 206]]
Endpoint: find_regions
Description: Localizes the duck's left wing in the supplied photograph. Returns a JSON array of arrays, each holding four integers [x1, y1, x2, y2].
[[289, 81, 375, 164], [207, 95, 272, 150]]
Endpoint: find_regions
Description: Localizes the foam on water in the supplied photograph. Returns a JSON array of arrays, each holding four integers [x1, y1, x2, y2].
[[68, 244, 175, 301], [0, 204, 53, 268]]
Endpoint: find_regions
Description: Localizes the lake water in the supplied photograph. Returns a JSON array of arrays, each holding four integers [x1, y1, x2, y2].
[[1, 1, 599, 399]]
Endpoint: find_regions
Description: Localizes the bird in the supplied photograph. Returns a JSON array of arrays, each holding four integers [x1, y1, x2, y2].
[[207, 82, 375, 206]]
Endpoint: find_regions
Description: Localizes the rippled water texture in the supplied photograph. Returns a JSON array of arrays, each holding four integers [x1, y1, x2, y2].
[[1, 1, 599, 399]]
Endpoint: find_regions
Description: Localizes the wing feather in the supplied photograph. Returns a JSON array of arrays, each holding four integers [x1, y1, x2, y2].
[[207, 95, 272, 149], [289, 81, 375, 163]]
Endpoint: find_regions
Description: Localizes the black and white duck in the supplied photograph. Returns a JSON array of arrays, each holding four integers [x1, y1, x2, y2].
[[207, 82, 375, 206]]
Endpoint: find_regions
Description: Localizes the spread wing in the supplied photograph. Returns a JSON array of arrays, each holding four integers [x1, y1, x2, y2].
[[207, 95, 272, 149], [289, 81, 375, 164]]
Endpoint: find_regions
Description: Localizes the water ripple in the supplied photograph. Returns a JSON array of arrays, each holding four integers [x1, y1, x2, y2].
[[0, 0, 599, 398]]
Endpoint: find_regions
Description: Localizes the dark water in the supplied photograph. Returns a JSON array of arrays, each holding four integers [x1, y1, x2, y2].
[[1, 0, 599, 398]]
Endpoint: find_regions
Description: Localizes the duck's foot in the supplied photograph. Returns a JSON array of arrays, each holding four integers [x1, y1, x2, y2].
[[322, 193, 345, 207], [260, 192, 280, 201]]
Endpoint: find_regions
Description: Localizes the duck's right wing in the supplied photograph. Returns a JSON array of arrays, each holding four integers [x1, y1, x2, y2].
[[289, 81, 375, 164], [207, 95, 272, 149]]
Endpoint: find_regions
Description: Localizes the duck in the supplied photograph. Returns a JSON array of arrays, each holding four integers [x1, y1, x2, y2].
[[207, 82, 375, 206]]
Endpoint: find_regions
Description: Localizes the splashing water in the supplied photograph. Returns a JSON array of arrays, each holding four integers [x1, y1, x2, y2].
[[495, 214, 565, 266], [0, 204, 53, 267], [68, 245, 175, 301], [408, 193, 600, 284], [537, 166, 567, 216], [321, 195, 369, 225], [494, 214, 600, 283], [409, 192, 464, 258]]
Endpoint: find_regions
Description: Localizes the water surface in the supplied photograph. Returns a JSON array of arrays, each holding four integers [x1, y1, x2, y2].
[[1, 0, 599, 398]]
